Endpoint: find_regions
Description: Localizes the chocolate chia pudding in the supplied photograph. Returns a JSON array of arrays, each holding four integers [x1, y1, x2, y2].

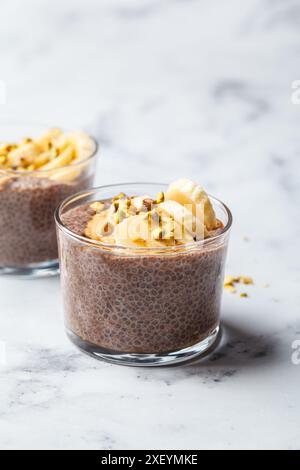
[[0, 174, 93, 267], [0, 128, 97, 273], [56, 180, 232, 365]]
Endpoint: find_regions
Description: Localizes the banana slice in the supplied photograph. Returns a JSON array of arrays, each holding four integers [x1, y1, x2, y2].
[[66, 132, 95, 161], [41, 146, 77, 182], [33, 150, 55, 169], [0, 129, 95, 183], [114, 201, 205, 247], [165, 178, 217, 230], [7, 142, 41, 167], [85, 210, 115, 244], [114, 213, 173, 248], [48, 132, 95, 182], [38, 128, 66, 149], [115, 214, 149, 246], [41, 146, 74, 171], [158, 200, 207, 241], [130, 195, 151, 213]]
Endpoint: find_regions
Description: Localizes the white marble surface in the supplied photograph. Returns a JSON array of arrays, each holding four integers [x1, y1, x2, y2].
[[1, 0, 300, 450]]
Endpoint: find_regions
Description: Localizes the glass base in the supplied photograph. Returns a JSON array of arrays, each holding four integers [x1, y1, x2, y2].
[[0, 259, 59, 278], [66, 325, 220, 367]]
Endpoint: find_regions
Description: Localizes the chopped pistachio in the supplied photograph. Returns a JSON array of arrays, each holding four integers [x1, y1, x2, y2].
[[239, 276, 253, 285], [113, 192, 126, 201], [240, 292, 248, 298], [115, 208, 127, 224], [5, 144, 17, 152], [224, 274, 253, 287], [152, 225, 173, 241], [90, 201, 104, 213], [114, 198, 131, 215], [147, 210, 160, 224], [154, 191, 165, 204], [224, 285, 237, 294], [224, 275, 236, 286], [142, 198, 153, 211]]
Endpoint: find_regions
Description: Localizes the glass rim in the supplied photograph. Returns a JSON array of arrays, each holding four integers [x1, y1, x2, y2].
[[55, 182, 233, 252], [0, 128, 99, 176]]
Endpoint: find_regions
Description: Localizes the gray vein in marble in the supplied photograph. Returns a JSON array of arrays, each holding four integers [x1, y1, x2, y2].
[[213, 80, 270, 121]]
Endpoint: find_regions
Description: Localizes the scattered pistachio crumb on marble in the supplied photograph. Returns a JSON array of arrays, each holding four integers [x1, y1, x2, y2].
[[223, 274, 254, 295], [224, 285, 237, 294]]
